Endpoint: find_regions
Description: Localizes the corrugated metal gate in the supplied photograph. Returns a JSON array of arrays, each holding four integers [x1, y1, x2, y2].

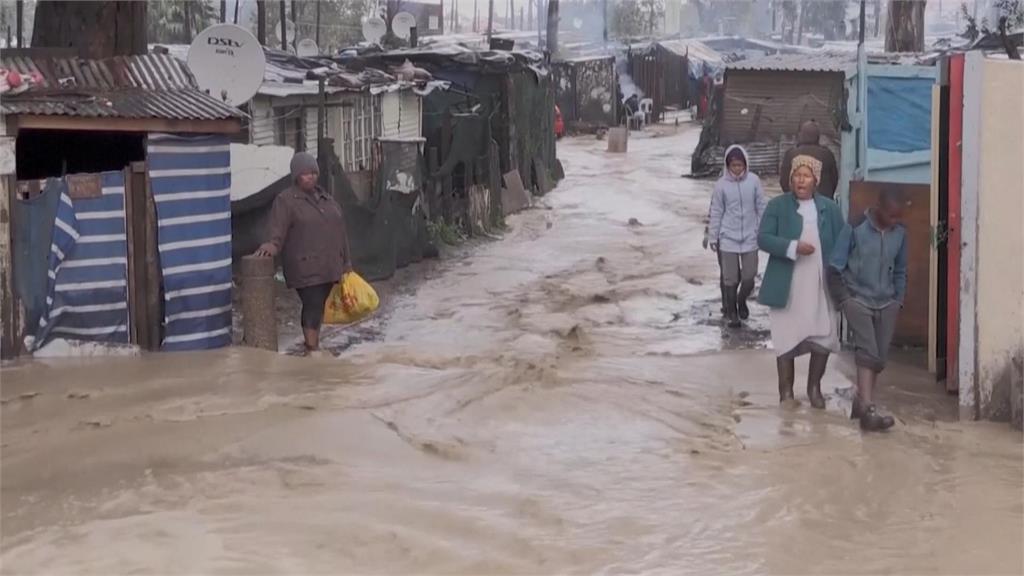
[[719, 70, 845, 145]]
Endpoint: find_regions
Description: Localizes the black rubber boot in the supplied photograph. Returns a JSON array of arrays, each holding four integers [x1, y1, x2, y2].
[[737, 279, 754, 320], [777, 357, 796, 404], [859, 404, 895, 431], [724, 287, 741, 328], [806, 352, 828, 409]]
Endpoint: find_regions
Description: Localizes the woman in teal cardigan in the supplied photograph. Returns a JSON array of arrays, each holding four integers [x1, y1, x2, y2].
[[758, 156, 845, 408]]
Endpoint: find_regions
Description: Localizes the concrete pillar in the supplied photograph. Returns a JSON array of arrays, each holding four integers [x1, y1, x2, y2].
[[607, 126, 628, 153], [239, 255, 278, 352]]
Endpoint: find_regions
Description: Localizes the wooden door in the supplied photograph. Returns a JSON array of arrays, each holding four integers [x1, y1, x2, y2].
[[849, 181, 931, 348]]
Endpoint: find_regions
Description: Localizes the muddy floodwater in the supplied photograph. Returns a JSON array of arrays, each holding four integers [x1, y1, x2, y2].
[[2, 126, 1022, 575]]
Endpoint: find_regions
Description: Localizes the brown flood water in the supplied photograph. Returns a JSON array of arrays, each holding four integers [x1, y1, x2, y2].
[[2, 126, 1022, 575]]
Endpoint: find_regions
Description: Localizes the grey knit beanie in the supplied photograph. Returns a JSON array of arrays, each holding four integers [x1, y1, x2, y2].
[[290, 152, 319, 180]]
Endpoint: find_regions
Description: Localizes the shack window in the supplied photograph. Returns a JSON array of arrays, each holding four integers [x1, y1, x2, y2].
[[339, 94, 382, 173], [274, 106, 305, 151], [14, 130, 145, 181]]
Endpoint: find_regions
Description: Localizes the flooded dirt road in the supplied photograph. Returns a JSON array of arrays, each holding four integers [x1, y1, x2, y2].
[[2, 125, 1022, 575]]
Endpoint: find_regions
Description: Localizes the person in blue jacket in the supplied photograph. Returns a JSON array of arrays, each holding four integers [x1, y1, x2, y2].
[[827, 189, 908, 432], [707, 145, 767, 328]]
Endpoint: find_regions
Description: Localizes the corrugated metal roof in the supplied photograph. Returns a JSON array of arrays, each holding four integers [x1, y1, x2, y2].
[[656, 39, 725, 66], [727, 52, 856, 73], [1, 53, 244, 121]]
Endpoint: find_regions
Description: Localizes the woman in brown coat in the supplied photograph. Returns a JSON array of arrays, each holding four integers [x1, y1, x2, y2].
[[255, 152, 352, 355]]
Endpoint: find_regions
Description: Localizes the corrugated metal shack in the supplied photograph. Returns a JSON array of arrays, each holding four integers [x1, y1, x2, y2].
[[552, 55, 617, 132], [341, 45, 560, 238], [0, 50, 245, 358], [693, 52, 854, 179], [197, 47, 436, 281], [626, 39, 723, 123]]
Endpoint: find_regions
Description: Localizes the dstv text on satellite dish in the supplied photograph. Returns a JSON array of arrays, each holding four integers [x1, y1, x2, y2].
[[207, 35, 245, 57]]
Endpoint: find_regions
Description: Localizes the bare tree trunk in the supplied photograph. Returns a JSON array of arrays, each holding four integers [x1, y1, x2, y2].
[[234, 0, 241, 24], [873, 0, 881, 36], [546, 0, 558, 55], [32, 0, 146, 58], [279, 0, 287, 50], [16, 0, 23, 47], [797, 0, 805, 44], [885, 0, 926, 52], [220, 0, 226, 23], [511, 0, 516, 29], [184, 0, 193, 41]]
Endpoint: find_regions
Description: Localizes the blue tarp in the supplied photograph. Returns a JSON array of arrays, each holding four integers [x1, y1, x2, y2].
[[867, 76, 933, 153], [148, 133, 233, 352], [13, 179, 61, 336], [35, 172, 131, 349]]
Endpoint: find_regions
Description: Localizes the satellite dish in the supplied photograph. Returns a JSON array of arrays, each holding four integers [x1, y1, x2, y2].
[[296, 38, 319, 57], [392, 12, 417, 40], [272, 19, 296, 43], [362, 16, 387, 44], [187, 24, 265, 106]]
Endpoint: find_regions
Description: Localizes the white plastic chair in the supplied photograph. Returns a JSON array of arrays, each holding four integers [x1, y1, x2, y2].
[[638, 98, 654, 129]]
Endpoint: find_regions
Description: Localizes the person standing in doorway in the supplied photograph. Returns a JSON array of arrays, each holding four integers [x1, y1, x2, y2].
[[827, 189, 908, 431], [255, 152, 353, 357], [708, 145, 767, 328], [779, 120, 839, 199], [758, 156, 845, 408]]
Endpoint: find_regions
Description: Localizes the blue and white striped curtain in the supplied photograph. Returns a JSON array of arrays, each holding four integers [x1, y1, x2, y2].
[[35, 173, 131, 348], [147, 133, 233, 351]]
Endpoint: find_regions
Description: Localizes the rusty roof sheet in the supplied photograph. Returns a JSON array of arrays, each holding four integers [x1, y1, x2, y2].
[[727, 52, 856, 74], [1, 53, 245, 121]]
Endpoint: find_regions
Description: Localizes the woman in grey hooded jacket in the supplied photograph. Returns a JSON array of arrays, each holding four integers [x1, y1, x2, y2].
[[708, 145, 767, 327]]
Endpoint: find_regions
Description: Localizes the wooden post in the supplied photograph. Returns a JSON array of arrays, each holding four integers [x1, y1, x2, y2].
[[144, 173, 162, 350], [0, 171, 17, 359], [124, 164, 140, 346]]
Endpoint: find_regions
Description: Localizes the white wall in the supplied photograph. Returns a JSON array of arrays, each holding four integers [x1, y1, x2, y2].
[[960, 53, 1024, 423]]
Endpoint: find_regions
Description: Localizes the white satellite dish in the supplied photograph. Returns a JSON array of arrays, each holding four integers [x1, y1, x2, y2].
[[296, 38, 319, 57], [272, 18, 296, 43], [187, 24, 265, 106], [392, 12, 417, 40], [362, 16, 387, 44]]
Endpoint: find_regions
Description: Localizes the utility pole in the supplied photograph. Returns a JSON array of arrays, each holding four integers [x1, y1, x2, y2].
[[511, 0, 516, 29], [257, 0, 267, 45], [487, 0, 494, 40], [316, 0, 321, 46], [474, 0, 479, 32], [279, 0, 288, 50]]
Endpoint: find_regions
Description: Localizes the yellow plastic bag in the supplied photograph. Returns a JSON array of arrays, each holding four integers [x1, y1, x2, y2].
[[324, 272, 380, 325]]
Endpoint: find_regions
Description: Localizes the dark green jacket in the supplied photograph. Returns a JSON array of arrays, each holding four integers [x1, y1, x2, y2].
[[757, 193, 845, 309]]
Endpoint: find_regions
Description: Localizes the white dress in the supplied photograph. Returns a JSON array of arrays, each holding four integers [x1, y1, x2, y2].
[[769, 198, 840, 357]]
